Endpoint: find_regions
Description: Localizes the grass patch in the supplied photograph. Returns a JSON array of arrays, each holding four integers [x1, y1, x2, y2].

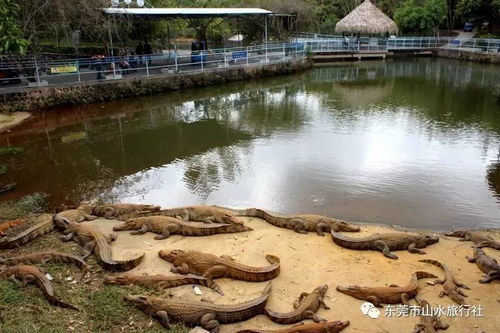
[[0, 164, 6, 175], [0, 146, 23, 157], [0, 212, 190, 333], [0, 192, 48, 222]]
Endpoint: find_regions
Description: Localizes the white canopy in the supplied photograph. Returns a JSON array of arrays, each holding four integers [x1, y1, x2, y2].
[[103, 8, 275, 18]]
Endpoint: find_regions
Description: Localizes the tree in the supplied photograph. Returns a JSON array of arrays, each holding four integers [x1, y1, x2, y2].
[[457, 0, 500, 32], [394, 0, 446, 35], [0, 0, 27, 53]]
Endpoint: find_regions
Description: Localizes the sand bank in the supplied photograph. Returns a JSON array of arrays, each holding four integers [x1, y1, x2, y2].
[[88, 218, 499, 333], [0, 112, 31, 133]]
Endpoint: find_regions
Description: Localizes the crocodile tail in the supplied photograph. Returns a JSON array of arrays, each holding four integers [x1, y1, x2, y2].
[[204, 279, 224, 295], [265, 254, 280, 266], [262, 282, 272, 296], [419, 259, 446, 272], [414, 271, 438, 281], [46, 295, 79, 311], [101, 253, 145, 272]]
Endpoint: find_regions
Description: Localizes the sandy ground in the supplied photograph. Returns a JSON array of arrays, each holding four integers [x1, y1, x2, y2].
[[87, 218, 500, 333], [0, 112, 31, 133]]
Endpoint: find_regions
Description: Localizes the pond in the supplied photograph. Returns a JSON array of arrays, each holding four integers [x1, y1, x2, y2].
[[1, 57, 500, 230]]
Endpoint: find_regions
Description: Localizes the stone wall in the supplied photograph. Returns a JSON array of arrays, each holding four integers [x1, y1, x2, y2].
[[0, 59, 311, 113], [434, 49, 500, 64]]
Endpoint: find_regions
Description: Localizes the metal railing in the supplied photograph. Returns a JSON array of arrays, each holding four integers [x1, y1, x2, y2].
[[301, 36, 500, 54], [0, 43, 307, 92]]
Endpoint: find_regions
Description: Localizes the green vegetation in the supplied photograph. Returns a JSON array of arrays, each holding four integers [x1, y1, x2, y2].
[[0, 164, 6, 175], [394, 0, 446, 35], [0, 192, 47, 221], [0, 146, 23, 156], [0, 0, 27, 53]]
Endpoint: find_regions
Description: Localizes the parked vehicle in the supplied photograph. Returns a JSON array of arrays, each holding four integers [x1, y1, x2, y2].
[[464, 22, 474, 32]]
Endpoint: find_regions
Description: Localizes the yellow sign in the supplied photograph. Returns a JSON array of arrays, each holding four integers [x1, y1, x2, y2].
[[49, 65, 78, 74]]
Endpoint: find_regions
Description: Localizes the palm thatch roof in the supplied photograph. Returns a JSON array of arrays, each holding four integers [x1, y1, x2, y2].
[[335, 0, 398, 35]]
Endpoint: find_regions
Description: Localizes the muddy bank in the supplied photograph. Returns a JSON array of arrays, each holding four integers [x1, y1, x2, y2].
[[88, 217, 500, 333], [0, 112, 31, 133], [0, 59, 311, 113]]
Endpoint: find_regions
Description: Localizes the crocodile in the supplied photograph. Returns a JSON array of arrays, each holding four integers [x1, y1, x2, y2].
[[104, 273, 224, 295], [0, 219, 25, 236], [86, 203, 161, 220], [331, 231, 439, 259], [125, 283, 271, 331], [213, 207, 360, 235], [0, 265, 78, 310], [0, 251, 89, 280], [55, 206, 97, 223], [0, 214, 55, 249], [466, 247, 500, 283], [138, 205, 244, 224], [445, 230, 500, 250], [336, 271, 437, 307], [236, 321, 350, 333], [159, 249, 280, 283], [53, 215, 144, 272], [412, 298, 449, 333], [266, 285, 329, 324], [419, 259, 469, 304], [113, 216, 253, 240]]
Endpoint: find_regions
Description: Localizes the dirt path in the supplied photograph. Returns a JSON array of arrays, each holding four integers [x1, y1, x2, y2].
[[88, 218, 500, 333], [0, 112, 31, 133]]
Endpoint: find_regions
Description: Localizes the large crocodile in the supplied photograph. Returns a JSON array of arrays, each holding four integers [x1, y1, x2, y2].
[[0, 251, 89, 280], [266, 285, 329, 324], [159, 249, 280, 283], [214, 207, 360, 235], [445, 230, 500, 250], [125, 283, 271, 331], [412, 298, 449, 333], [55, 206, 97, 223], [419, 259, 469, 304], [53, 215, 144, 272], [466, 247, 500, 283], [138, 205, 244, 224], [104, 273, 224, 295], [0, 265, 78, 310], [331, 231, 439, 259], [336, 271, 437, 307], [113, 216, 252, 240], [0, 219, 25, 236], [0, 214, 55, 249], [236, 321, 350, 333], [86, 203, 161, 220]]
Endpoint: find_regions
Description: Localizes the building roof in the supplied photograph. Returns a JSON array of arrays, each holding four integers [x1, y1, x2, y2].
[[335, 0, 398, 35], [103, 7, 275, 18]]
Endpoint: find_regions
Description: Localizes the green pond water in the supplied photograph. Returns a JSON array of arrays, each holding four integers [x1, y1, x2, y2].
[[1, 57, 500, 230]]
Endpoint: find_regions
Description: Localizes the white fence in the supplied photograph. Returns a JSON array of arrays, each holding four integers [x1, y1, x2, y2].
[[0, 43, 307, 92]]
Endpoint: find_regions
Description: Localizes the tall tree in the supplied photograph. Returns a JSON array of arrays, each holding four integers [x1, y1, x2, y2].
[[0, 0, 27, 53], [394, 0, 446, 35]]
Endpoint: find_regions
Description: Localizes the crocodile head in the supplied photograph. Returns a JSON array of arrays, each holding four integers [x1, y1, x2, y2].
[[221, 214, 244, 225], [313, 284, 329, 296], [113, 219, 142, 231], [124, 294, 150, 310], [158, 249, 185, 263], [421, 234, 439, 246], [329, 219, 361, 232], [52, 215, 70, 230], [327, 320, 350, 332], [335, 285, 362, 298], [444, 230, 468, 237]]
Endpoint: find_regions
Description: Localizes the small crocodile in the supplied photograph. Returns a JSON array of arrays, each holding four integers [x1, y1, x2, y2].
[[0, 251, 89, 280], [87, 203, 161, 220], [125, 283, 271, 331], [466, 247, 500, 283], [159, 249, 280, 283], [236, 321, 350, 333], [331, 231, 439, 259], [336, 271, 437, 307], [214, 207, 360, 235], [138, 205, 244, 224], [0, 265, 78, 310], [412, 298, 449, 333], [113, 216, 252, 240], [0, 219, 25, 236], [266, 285, 329, 324], [53, 215, 144, 272], [445, 230, 500, 250], [0, 215, 55, 249], [419, 259, 469, 304], [104, 273, 224, 295]]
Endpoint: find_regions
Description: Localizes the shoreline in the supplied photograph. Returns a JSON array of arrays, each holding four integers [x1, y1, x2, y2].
[[0, 112, 31, 133]]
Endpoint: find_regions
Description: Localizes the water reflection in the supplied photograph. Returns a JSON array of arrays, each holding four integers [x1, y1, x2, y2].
[[1, 58, 499, 230]]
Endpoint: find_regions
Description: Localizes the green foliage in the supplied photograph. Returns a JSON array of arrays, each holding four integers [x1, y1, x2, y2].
[[0, 192, 48, 220], [457, 0, 500, 28], [0, 146, 23, 156], [0, 0, 27, 54], [394, 0, 447, 35], [0, 164, 6, 174]]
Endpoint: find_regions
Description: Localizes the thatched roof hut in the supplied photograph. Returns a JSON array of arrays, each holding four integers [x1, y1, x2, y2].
[[335, 0, 398, 35]]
